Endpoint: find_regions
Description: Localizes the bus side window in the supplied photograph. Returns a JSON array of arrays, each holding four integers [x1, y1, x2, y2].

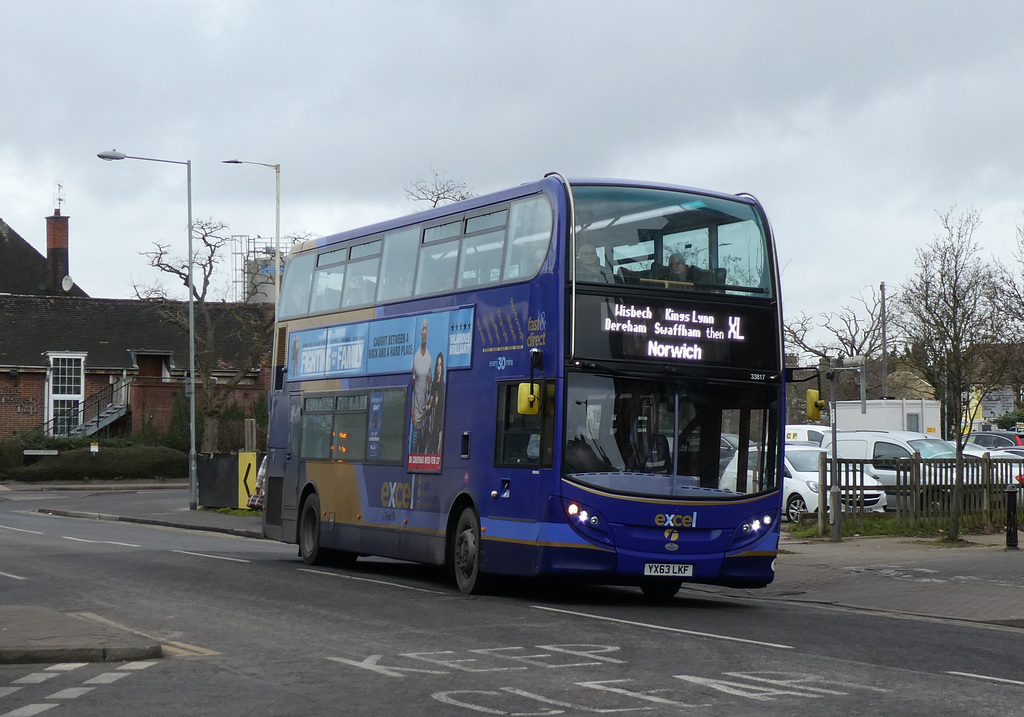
[[379, 226, 419, 302], [300, 396, 336, 460], [415, 239, 459, 296], [309, 265, 345, 314], [458, 228, 505, 289], [503, 194, 553, 281], [278, 251, 316, 319], [495, 381, 553, 467]]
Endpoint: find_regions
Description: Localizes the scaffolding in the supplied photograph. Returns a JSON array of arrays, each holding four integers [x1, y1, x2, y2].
[[231, 234, 276, 303]]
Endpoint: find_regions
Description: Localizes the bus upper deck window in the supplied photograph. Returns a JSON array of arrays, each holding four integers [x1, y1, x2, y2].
[[503, 195, 553, 281]]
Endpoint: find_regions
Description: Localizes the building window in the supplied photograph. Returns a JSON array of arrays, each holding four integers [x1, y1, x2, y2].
[[46, 353, 86, 435]]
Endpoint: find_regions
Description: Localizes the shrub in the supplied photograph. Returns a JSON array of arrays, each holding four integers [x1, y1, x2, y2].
[[0, 436, 24, 471], [1, 445, 187, 482]]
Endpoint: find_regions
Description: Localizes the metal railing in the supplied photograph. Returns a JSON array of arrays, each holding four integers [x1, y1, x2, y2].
[[42, 378, 132, 438]]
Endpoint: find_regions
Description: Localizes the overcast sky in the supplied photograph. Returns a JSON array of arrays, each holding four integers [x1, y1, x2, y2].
[[3, 1, 1023, 331]]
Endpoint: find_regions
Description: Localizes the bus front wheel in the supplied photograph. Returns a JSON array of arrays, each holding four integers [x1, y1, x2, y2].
[[452, 507, 483, 594], [299, 493, 324, 565]]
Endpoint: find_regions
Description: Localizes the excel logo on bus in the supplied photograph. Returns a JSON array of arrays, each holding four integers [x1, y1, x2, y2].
[[380, 481, 413, 509], [655, 511, 698, 529]]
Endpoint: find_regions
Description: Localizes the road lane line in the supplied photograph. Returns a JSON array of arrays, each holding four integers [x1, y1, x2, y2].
[[1, 704, 59, 716], [63, 536, 141, 547], [0, 524, 43, 535], [532, 606, 793, 650], [0, 571, 27, 580], [171, 550, 250, 563], [298, 568, 448, 594], [947, 671, 1024, 686]]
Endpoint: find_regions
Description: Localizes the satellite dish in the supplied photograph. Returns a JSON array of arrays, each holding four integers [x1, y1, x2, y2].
[[61, 275, 73, 292]]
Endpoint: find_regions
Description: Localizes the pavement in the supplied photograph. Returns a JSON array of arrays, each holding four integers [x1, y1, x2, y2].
[[1, 481, 1021, 664]]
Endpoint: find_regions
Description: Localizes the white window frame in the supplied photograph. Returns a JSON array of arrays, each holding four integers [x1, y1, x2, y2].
[[44, 352, 87, 435]]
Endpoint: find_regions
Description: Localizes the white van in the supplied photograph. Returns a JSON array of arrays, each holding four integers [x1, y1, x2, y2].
[[820, 430, 953, 487], [785, 424, 827, 445]]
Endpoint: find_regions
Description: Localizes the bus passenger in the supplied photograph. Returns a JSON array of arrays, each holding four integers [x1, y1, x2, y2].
[[663, 253, 694, 283], [576, 243, 612, 282]]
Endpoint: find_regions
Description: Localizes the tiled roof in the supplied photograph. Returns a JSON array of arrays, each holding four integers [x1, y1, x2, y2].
[[0, 294, 269, 372], [0, 218, 89, 297]]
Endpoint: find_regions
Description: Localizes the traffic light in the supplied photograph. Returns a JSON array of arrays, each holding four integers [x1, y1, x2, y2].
[[806, 389, 825, 421]]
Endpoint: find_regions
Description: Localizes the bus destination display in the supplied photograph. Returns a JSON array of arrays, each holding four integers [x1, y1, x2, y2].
[[574, 294, 777, 372]]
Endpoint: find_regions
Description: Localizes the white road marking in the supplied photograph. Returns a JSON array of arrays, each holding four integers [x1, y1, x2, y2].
[[0, 687, 24, 698], [298, 567, 447, 594], [0, 571, 27, 580], [947, 671, 1024, 687], [44, 688, 95, 700], [44, 663, 86, 672], [1, 704, 59, 716], [62, 536, 140, 547], [12, 674, 58, 685], [118, 660, 159, 670], [171, 550, 250, 563], [532, 606, 793, 650], [82, 672, 129, 685], [0, 525, 43, 535]]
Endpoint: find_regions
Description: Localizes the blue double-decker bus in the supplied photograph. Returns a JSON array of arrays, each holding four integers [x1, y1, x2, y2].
[[262, 174, 783, 597]]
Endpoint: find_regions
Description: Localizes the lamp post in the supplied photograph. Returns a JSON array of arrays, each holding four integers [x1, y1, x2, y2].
[[222, 159, 281, 386], [97, 150, 198, 510]]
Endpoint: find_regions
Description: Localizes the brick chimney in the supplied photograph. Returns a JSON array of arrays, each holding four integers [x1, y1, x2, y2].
[[46, 207, 70, 293]]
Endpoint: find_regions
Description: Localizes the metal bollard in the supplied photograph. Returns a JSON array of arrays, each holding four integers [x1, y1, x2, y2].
[[1006, 483, 1019, 550]]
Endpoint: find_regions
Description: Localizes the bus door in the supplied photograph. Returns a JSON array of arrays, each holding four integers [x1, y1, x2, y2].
[[491, 380, 556, 520]]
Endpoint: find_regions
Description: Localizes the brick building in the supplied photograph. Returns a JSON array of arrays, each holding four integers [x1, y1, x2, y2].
[[0, 208, 270, 442]]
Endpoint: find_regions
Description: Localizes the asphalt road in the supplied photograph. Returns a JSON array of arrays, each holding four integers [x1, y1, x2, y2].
[[1, 490, 1022, 716]]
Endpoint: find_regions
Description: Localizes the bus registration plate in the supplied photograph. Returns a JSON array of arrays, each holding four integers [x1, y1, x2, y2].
[[643, 563, 693, 577]]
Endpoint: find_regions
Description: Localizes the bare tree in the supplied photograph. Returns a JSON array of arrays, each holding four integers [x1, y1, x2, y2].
[[994, 213, 1024, 403], [405, 171, 475, 208], [785, 286, 893, 409], [894, 207, 1015, 539], [136, 218, 274, 452], [786, 286, 885, 358]]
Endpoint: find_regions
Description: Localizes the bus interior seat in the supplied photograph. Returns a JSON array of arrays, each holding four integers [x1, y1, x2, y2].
[[690, 267, 727, 285], [617, 266, 643, 284]]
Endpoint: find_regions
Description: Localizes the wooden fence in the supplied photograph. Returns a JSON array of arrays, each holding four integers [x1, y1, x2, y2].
[[814, 453, 1024, 532]]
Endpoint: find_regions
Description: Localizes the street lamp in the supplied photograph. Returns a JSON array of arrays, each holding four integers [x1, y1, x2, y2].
[[222, 159, 281, 385], [97, 150, 198, 510]]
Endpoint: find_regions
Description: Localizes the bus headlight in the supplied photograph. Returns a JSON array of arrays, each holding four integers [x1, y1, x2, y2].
[[563, 500, 608, 536], [734, 512, 776, 545]]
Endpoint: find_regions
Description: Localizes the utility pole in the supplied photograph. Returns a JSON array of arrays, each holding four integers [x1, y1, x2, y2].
[[827, 355, 867, 542], [880, 281, 888, 399]]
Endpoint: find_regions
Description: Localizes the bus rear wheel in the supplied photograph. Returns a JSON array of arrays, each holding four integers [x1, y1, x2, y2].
[[299, 493, 324, 565], [451, 507, 483, 594]]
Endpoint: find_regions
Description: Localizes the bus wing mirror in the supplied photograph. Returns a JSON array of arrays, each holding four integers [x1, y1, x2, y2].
[[518, 383, 541, 415]]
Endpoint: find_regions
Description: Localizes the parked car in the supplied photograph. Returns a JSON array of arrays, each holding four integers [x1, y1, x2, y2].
[[959, 442, 1024, 459], [677, 429, 755, 476], [720, 445, 887, 522], [785, 424, 827, 445], [820, 430, 954, 487], [966, 431, 1024, 449]]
